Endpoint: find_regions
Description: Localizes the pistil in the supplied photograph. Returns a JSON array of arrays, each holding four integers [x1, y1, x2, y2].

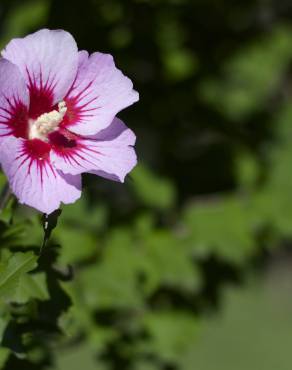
[[28, 101, 67, 141]]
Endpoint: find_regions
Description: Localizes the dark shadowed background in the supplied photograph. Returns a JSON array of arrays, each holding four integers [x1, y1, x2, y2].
[[0, 0, 292, 369]]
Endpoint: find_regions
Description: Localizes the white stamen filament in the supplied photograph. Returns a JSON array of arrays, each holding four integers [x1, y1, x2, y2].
[[28, 101, 67, 141]]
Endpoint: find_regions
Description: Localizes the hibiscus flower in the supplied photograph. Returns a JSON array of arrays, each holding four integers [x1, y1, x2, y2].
[[0, 29, 139, 213]]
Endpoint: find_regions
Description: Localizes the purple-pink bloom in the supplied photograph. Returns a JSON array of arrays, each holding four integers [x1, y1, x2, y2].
[[0, 29, 139, 214]]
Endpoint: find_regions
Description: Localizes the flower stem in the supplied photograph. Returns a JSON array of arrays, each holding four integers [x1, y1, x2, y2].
[[0, 182, 11, 212], [39, 210, 62, 255], [39, 214, 49, 255]]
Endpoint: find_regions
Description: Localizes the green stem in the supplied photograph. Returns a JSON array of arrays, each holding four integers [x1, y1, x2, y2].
[[39, 214, 49, 255], [39, 210, 62, 255]]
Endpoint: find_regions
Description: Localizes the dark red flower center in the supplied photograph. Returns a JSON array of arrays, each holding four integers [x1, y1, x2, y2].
[[5, 86, 79, 161]]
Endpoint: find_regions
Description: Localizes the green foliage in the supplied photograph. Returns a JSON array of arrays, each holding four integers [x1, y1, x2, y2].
[[141, 311, 198, 364], [250, 104, 292, 237], [131, 165, 176, 210], [0, 251, 38, 302], [200, 26, 292, 120], [1, 0, 292, 369], [14, 272, 49, 304], [183, 196, 255, 263]]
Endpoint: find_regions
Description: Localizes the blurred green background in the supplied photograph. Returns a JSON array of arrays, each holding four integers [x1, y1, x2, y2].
[[0, 0, 292, 369]]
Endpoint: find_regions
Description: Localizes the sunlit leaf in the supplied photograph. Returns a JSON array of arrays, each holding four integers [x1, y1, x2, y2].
[[142, 311, 198, 364], [14, 272, 49, 304], [131, 164, 176, 210], [0, 251, 38, 302], [184, 196, 255, 263]]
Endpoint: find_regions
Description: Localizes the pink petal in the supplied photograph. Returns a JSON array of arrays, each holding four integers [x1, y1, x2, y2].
[[0, 59, 29, 139], [62, 51, 139, 135], [2, 29, 78, 110], [51, 117, 137, 182], [0, 136, 81, 214]]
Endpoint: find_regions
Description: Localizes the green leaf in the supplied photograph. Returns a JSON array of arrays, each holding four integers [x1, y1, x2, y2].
[[142, 311, 198, 364], [14, 272, 49, 304], [141, 230, 201, 294], [131, 164, 176, 210], [55, 342, 107, 370], [134, 361, 159, 370], [59, 196, 107, 232], [56, 227, 97, 265], [183, 196, 255, 263], [250, 104, 292, 236], [78, 228, 143, 309], [54, 198, 107, 264], [0, 251, 38, 302], [234, 150, 260, 190], [1, 214, 43, 248], [0, 347, 10, 368], [199, 26, 292, 120]]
